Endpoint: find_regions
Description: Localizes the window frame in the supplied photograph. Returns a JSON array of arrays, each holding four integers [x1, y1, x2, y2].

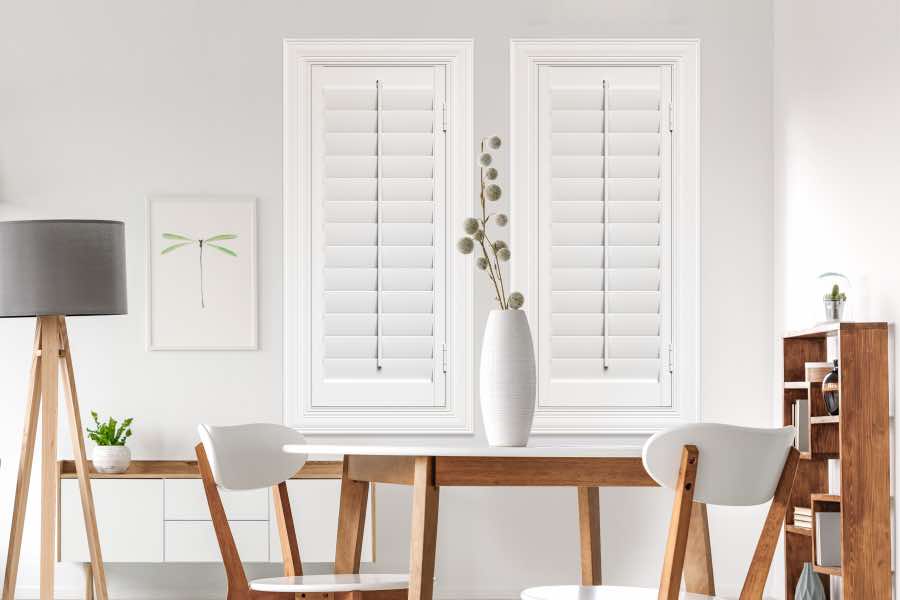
[[284, 39, 474, 434], [510, 39, 701, 439]]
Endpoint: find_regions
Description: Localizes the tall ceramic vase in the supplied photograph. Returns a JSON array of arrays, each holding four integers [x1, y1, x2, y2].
[[480, 309, 536, 446]]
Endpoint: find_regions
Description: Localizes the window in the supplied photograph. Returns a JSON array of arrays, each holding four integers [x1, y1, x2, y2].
[[284, 40, 473, 433], [510, 40, 699, 437]]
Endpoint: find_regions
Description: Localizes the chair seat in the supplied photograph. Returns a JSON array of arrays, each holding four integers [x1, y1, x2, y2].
[[250, 573, 409, 593], [521, 585, 767, 600]]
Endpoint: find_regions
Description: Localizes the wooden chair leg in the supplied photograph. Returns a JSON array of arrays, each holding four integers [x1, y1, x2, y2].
[[272, 481, 303, 577], [683, 502, 715, 595], [1, 319, 43, 600], [658, 445, 699, 600], [335, 458, 369, 574], [739, 447, 801, 600]]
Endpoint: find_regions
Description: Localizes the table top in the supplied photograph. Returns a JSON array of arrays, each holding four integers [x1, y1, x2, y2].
[[284, 444, 643, 458]]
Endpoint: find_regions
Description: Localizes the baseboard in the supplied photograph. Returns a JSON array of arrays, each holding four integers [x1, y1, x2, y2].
[[15, 586, 519, 600]]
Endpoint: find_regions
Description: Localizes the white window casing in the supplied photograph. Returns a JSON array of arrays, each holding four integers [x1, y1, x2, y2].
[[284, 40, 474, 433], [510, 39, 700, 439]]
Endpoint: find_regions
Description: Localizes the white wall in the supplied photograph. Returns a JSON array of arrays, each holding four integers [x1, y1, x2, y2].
[[0, 0, 776, 598], [773, 0, 900, 597]]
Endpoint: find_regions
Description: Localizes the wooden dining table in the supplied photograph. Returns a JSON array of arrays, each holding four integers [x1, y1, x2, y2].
[[282, 444, 718, 600]]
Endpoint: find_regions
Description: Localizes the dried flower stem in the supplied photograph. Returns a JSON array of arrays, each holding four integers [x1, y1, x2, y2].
[[479, 146, 508, 309]]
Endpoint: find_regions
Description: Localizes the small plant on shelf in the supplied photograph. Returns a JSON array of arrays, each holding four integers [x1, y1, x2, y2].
[[87, 411, 134, 473], [456, 135, 524, 310], [824, 284, 846, 303], [87, 411, 134, 446]]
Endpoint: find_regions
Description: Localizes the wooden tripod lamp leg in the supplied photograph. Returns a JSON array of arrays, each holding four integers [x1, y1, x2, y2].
[[39, 316, 61, 600], [2, 320, 44, 600], [59, 316, 110, 600]]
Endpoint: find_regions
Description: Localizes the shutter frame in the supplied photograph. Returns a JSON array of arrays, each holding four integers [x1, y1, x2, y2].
[[284, 39, 474, 433], [510, 39, 700, 439]]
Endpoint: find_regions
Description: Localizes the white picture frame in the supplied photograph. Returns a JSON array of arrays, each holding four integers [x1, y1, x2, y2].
[[146, 195, 258, 350]]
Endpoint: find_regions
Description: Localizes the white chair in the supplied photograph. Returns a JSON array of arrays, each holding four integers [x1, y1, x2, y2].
[[196, 423, 409, 600], [521, 423, 799, 600]]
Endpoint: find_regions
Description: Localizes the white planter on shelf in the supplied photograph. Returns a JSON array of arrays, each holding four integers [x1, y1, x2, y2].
[[480, 309, 536, 447], [92, 445, 131, 474]]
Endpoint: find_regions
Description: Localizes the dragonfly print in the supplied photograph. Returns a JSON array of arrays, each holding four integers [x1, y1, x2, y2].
[[161, 232, 238, 308]]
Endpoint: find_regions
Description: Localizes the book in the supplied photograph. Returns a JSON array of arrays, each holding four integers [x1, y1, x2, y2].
[[816, 512, 841, 567], [792, 400, 809, 452], [795, 507, 812, 516]]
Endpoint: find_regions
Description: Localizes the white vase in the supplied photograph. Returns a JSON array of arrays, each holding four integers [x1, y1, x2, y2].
[[92, 445, 131, 474], [480, 309, 536, 446]]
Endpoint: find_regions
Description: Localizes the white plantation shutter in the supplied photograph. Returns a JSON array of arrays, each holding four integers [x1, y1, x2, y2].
[[310, 65, 447, 407], [537, 64, 673, 408]]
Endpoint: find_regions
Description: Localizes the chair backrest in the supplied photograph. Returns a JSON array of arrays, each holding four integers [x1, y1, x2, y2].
[[642, 422, 795, 506], [197, 423, 308, 490], [644, 422, 800, 600]]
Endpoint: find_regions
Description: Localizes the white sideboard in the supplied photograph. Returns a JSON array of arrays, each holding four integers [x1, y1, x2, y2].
[[58, 460, 374, 566]]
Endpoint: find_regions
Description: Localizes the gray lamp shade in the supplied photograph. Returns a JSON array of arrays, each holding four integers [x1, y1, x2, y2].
[[0, 220, 127, 317]]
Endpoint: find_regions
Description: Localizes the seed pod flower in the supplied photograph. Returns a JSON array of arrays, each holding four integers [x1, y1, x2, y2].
[[479, 152, 493, 167], [495, 213, 508, 227], [484, 167, 498, 180], [497, 248, 511, 262], [476, 257, 489, 270], [463, 217, 480, 235], [508, 292, 525, 310], [485, 184, 502, 201], [457, 237, 475, 255]]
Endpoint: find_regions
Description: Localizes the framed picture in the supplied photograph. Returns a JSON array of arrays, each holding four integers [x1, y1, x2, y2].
[[147, 196, 257, 350]]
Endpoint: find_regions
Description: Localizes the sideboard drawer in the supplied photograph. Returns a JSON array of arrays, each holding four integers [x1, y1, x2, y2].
[[164, 521, 269, 562], [164, 479, 269, 521], [61, 479, 164, 562]]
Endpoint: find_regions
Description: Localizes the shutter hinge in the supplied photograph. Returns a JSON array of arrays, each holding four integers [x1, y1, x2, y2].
[[668, 102, 675, 133], [440, 344, 448, 373], [668, 344, 674, 374], [441, 102, 448, 133]]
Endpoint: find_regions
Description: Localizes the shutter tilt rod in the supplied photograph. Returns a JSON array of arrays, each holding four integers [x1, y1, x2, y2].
[[376, 80, 384, 370], [602, 79, 609, 371]]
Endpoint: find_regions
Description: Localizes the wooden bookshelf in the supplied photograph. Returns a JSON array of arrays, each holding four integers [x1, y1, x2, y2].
[[782, 322, 891, 600]]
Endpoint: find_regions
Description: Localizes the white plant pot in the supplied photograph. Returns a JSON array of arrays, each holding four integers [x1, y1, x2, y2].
[[92, 445, 131, 474], [480, 309, 536, 447]]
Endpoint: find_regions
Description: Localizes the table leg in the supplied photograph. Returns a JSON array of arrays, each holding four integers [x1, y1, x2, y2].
[[335, 457, 370, 574], [577, 487, 602, 585], [409, 457, 439, 600], [683, 502, 715, 595]]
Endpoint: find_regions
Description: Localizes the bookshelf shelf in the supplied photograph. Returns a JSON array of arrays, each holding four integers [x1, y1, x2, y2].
[[781, 322, 890, 600], [813, 565, 843, 577], [784, 381, 810, 390], [785, 525, 812, 537], [809, 416, 839, 425], [811, 494, 841, 504]]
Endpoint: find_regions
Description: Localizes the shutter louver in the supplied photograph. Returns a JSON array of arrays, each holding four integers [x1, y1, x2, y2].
[[538, 65, 672, 407], [310, 65, 447, 407]]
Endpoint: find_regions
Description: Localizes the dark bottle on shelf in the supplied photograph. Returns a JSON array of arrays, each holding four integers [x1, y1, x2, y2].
[[823, 359, 840, 416]]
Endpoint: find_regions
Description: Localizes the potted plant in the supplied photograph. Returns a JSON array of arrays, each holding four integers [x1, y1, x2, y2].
[[823, 283, 847, 321], [457, 135, 535, 446], [87, 411, 134, 474]]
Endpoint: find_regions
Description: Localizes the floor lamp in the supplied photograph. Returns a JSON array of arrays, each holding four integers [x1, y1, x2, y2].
[[0, 220, 127, 600]]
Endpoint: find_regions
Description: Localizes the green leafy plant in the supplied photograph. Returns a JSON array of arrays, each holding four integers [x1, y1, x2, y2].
[[456, 135, 524, 310], [161, 233, 238, 308], [87, 411, 134, 446], [824, 284, 847, 302]]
